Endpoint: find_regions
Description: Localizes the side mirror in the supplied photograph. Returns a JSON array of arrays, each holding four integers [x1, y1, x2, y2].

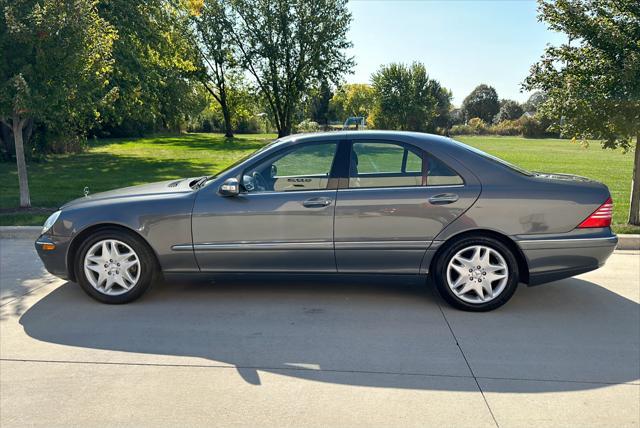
[[218, 177, 240, 197]]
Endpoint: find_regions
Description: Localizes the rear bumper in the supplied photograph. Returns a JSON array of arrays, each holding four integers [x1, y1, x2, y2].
[[517, 235, 617, 286], [35, 234, 73, 280]]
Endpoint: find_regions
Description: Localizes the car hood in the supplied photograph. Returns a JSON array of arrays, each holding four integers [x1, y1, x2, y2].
[[60, 178, 199, 209]]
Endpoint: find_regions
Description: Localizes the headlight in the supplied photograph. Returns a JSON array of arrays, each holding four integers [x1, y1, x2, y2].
[[42, 210, 61, 234]]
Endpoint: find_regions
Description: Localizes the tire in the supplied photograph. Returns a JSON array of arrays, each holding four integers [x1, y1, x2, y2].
[[433, 236, 519, 312], [75, 228, 157, 304]]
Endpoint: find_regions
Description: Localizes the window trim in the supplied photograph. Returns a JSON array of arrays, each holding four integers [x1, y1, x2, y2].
[[239, 140, 341, 194], [343, 139, 465, 190]]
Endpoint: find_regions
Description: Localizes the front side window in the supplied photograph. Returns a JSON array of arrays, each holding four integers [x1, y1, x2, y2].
[[242, 142, 338, 193], [349, 141, 463, 188]]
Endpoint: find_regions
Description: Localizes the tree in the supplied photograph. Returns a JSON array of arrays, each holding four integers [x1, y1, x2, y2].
[[494, 100, 524, 123], [523, 91, 547, 113], [96, 0, 201, 136], [226, 0, 354, 137], [0, 0, 116, 207], [329, 83, 375, 122], [307, 80, 332, 126], [370, 62, 452, 132], [192, 0, 237, 137], [462, 84, 500, 124], [524, 0, 640, 225]]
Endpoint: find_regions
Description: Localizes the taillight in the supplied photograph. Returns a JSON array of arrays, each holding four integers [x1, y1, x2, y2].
[[578, 197, 613, 228]]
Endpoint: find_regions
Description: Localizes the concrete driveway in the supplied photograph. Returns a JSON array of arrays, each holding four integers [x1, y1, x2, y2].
[[1, 237, 638, 427]]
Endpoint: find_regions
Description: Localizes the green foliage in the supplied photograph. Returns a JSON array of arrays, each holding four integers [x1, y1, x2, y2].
[[188, 83, 266, 134], [191, 0, 239, 137], [0, 0, 116, 139], [468, 117, 487, 134], [524, 0, 640, 223], [489, 119, 522, 136], [329, 83, 375, 122], [523, 91, 547, 113], [462, 84, 500, 123], [227, 0, 354, 137], [295, 119, 320, 133], [494, 100, 524, 123], [370, 62, 451, 132], [524, 0, 639, 150], [519, 115, 550, 138], [95, 0, 202, 137], [306, 80, 333, 125]]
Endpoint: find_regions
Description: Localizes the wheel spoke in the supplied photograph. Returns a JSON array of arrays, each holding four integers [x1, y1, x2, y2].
[[85, 263, 103, 274], [450, 263, 468, 276], [481, 280, 494, 299]]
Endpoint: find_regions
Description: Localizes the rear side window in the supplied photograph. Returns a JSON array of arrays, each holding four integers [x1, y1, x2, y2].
[[349, 141, 463, 188]]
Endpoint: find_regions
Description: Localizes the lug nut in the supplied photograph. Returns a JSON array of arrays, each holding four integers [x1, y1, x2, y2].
[[469, 269, 473, 272], [482, 272, 486, 275], [477, 266, 481, 269], [478, 279, 482, 282]]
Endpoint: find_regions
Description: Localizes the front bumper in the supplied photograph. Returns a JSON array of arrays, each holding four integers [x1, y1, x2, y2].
[[35, 234, 73, 280], [517, 234, 617, 286]]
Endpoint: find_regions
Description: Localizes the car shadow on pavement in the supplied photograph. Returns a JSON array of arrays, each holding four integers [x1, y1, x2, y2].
[[18, 275, 640, 393]]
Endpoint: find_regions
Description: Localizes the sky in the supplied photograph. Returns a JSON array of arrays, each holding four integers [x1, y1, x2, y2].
[[346, 0, 566, 106]]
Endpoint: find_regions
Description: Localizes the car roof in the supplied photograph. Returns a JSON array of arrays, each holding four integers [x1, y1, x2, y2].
[[277, 130, 458, 148]]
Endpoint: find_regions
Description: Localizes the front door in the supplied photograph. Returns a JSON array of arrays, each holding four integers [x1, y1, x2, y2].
[[192, 141, 340, 272], [334, 139, 480, 273]]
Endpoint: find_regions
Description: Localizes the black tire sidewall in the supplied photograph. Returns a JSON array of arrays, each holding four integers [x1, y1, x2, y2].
[[75, 229, 156, 304], [434, 236, 519, 312]]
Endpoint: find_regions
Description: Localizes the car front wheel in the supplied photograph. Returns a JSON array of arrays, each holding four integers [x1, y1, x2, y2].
[[75, 229, 156, 304], [433, 236, 519, 312]]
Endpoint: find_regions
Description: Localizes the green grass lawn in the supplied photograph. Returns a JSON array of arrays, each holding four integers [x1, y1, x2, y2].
[[0, 133, 637, 233]]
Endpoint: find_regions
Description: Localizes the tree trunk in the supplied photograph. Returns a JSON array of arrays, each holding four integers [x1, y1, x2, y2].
[[221, 104, 234, 138], [12, 115, 31, 208], [628, 134, 640, 225]]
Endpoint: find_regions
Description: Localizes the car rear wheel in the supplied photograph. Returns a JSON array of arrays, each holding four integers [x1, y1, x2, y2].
[[75, 229, 156, 304], [433, 236, 519, 311]]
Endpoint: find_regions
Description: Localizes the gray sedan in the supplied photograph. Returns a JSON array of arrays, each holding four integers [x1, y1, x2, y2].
[[35, 131, 617, 311]]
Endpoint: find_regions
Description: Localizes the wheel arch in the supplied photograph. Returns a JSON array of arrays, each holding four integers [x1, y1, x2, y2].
[[430, 229, 530, 284], [66, 223, 161, 282]]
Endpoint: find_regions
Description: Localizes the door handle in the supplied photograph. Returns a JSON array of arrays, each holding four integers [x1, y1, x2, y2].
[[303, 197, 332, 208], [428, 193, 459, 205]]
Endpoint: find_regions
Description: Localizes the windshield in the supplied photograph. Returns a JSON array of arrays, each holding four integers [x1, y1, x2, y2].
[[453, 140, 534, 176]]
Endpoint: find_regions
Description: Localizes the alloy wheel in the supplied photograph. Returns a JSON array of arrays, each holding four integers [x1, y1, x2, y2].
[[83, 239, 141, 296], [446, 245, 509, 304]]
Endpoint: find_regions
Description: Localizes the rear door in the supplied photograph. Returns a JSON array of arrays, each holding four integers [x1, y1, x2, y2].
[[334, 139, 480, 273]]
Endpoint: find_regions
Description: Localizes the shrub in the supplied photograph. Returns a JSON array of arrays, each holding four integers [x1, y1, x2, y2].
[[488, 119, 522, 136], [450, 124, 474, 135], [295, 119, 320, 133], [450, 118, 487, 135], [519, 115, 548, 138], [468, 117, 487, 134]]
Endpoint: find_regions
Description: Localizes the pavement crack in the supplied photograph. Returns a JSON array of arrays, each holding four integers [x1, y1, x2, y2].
[[436, 297, 500, 428]]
